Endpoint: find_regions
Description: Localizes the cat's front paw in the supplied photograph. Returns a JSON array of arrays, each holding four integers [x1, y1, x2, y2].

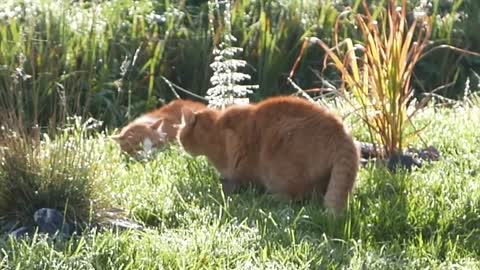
[[220, 177, 240, 195]]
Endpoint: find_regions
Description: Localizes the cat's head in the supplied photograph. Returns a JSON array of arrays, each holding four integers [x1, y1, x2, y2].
[[111, 120, 167, 156], [177, 107, 219, 156]]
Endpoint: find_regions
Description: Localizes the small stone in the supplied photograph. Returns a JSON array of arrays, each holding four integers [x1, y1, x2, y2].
[[357, 141, 385, 159], [96, 208, 146, 233], [387, 153, 422, 172], [360, 158, 369, 167], [419, 146, 440, 162], [33, 208, 71, 237], [109, 219, 145, 232], [10, 226, 30, 239]]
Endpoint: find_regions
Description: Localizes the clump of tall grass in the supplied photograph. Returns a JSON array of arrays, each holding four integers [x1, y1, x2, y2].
[[290, 0, 480, 158], [0, 117, 112, 231], [326, 0, 432, 156], [233, 0, 339, 97]]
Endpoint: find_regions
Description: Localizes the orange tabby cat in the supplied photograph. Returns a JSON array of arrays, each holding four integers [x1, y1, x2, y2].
[[111, 99, 206, 156], [178, 96, 359, 213]]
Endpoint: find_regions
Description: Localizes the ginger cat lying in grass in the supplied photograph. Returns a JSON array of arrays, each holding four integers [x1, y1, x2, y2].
[[178, 96, 359, 213], [111, 99, 206, 156]]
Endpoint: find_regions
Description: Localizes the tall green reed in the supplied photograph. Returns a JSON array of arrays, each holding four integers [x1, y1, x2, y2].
[[230, 0, 339, 98], [1, 0, 478, 131], [0, 0, 181, 132]]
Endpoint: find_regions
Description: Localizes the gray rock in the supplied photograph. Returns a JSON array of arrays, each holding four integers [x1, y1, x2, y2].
[[109, 219, 145, 232], [418, 146, 440, 162], [360, 158, 370, 167], [96, 208, 145, 233], [33, 208, 71, 237], [357, 141, 385, 159], [10, 226, 30, 239], [387, 153, 422, 172], [356, 141, 441, 165]]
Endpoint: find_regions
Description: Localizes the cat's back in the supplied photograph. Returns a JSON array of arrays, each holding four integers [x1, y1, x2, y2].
[[252, 96, 344, 131], [254, 96, 324, 116], [146, 99, 206, 119], [220, 96, 324, 122]]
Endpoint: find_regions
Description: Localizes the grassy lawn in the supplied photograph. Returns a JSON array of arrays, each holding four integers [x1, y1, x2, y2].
[[1, 0, 479, 268], [1, 103, 479, 269]]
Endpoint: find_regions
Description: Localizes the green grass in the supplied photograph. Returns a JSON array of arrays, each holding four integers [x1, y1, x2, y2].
[[0, 103, 479, 269]]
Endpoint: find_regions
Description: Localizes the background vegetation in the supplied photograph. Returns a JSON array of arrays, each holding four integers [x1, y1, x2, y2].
[[1, 0, 479, 131]]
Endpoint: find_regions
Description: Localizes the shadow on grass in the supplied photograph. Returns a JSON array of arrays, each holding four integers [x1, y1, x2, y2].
[[167, 164, 358, 268], [121, 147, 479, 266], [167, 160, 414, 239], [349, 166, 413, 242]]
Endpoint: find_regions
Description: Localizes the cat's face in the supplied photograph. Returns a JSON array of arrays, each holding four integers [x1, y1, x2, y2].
[[111, 122, 166, 156], [177, 108, 218, 156]]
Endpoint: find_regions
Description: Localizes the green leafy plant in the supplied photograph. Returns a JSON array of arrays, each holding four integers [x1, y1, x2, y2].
[[298, 0, 427, 157], [290, 0, 480, 158], [206, 0, 257, 109], [235, 0, 339, 98]]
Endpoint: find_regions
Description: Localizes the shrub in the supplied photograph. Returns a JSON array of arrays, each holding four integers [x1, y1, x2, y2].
[[206, 0, 257, 109], [290, 0, 480, 158], [0, 118, 111, 230], [292, 0, 430, 157]]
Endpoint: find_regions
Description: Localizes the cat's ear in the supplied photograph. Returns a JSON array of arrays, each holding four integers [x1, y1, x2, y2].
[[150, 119, 167, 141], [181, 107, 196, 126], [149, 118, 164, 130]]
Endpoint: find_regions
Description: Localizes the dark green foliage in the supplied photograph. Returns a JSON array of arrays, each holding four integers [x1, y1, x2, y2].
[[412, 0, 480, 98], [0, 0, 479, 130]]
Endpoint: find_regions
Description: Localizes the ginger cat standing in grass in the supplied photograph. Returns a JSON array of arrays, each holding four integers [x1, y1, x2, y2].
[[111, 99, 206, 156], [178, 96, 359, 213]]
